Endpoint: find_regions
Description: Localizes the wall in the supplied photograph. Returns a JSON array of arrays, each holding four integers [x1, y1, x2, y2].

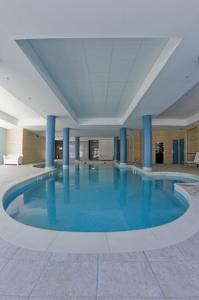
[[22, 129, 45, 164], [99, 138, 114, 160], [6, 128, 23, 156], [127, 128, 185, 164], [0, 128, 6, 164], [80, 141, 89, 160], [152, 129, 185, 164], [186, 125, 199, 161], [127, 130, 142, 164], [6, 126, 199, 166], [55, 140, 89, 161], [6, 128, 45, 164]]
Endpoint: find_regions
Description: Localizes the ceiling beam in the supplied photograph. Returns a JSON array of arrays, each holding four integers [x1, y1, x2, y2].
[[16, 39, 78, 124], [123, 38, 181, 124], [0, 110, 18, 128]]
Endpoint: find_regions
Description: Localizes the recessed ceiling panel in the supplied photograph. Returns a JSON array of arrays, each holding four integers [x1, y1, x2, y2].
[[21, 38, 168, 119]]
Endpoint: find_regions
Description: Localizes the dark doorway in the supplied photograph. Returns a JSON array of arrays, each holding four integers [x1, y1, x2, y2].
[[89, 140, 99, 160], [179, 139, 184, 164], [55, 141, 63, 159], [155, 142, 164, 164], [172, 139, 184, 164]]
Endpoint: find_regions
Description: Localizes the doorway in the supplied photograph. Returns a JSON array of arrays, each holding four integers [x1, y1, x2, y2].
[[155, 142, 164, 164], [172, 139, 184, 164], [55, 141, 63, 159]]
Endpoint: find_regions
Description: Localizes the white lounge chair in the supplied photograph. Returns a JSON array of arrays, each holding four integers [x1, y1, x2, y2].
[[3, 154, 23, 165], [185, 152, 199, 167]]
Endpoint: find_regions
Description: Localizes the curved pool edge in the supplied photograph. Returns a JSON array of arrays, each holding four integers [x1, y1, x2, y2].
[[0, 164, 199, 253]]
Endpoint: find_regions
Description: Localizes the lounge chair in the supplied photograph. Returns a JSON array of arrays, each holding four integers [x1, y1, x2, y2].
[[185, 152, 199, 167], [3, 154, 23, 165]]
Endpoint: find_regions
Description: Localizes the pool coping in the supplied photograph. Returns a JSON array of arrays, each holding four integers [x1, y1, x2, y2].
[[0, 163, 199, 253]]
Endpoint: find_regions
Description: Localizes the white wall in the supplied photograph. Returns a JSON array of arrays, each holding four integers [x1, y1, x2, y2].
[[69, 141, 89, 160], [64, 137, 114, 161], [80, 141, 89, 160], [99, 138, 114, 160], [0, 128, 6, 164]]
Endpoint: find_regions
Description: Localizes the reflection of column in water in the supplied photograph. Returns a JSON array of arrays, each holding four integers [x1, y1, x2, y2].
[[88, 165, 99, 184], [75, 165, 80, 189], [113, 166, 119, 190], [119, 169, 127, 206], [6, 194, 24, 216], [162, 179, 173, 194], [142, 178, 152, 226], [63, 168, 70, 203], [46, 178, 56, 225]]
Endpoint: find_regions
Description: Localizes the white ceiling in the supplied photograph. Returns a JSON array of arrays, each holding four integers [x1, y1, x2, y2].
[[0, 0, 199, 136], [158, 82, 199, 119], [0, 85, 46, 128], [21, 38, 168, 119], [0, 86, 41, 119]]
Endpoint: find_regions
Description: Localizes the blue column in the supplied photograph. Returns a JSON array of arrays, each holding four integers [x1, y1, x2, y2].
[[120, 128, 127, 164], [143, 115, 152, 171], [45, 115, 56, 168], [63, 128, 70, 167], [114, 136, 118, 160], [75, 137, 80, 160]]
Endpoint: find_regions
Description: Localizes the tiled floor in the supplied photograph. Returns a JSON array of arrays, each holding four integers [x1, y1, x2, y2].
[[0, 234, 199, 298], [0, 164, 199, 298]]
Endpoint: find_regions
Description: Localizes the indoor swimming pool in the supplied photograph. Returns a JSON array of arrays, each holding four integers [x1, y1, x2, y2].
[[3, 164, 193, 232]]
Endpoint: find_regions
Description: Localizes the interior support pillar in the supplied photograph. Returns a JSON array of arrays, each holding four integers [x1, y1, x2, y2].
[[63, 128, 70, 168], [45, 115, 56, 168], [143, 115, 152, 171], [75, 137, 80, 161], [120, 128, 127, 165]]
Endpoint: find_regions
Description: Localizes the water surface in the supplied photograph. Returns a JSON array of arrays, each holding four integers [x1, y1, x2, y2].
[[4, 164, 191, 232]]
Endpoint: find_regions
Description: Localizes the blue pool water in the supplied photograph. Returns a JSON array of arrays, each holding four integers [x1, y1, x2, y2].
[[4, 164, 193, 232]]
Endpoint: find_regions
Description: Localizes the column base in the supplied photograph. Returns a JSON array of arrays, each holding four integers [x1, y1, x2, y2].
[[119, 162, 126, 167], [45, 166, 55, 170], [143, 167, 152, 172]]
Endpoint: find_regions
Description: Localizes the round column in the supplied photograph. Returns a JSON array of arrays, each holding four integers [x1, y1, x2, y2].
[[143, 115, 152, 171], [120, 128, 127, 165], [45, 115, 56, 168], [75, 137, 80, 160], [63, 128, 70, 167]]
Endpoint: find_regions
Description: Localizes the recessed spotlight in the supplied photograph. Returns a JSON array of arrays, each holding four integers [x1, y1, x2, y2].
[[185, 75, 189, 79], [28, 97, 32, 100]]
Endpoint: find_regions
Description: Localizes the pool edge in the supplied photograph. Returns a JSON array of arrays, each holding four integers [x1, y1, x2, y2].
[[0, 163, 199, 253]]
